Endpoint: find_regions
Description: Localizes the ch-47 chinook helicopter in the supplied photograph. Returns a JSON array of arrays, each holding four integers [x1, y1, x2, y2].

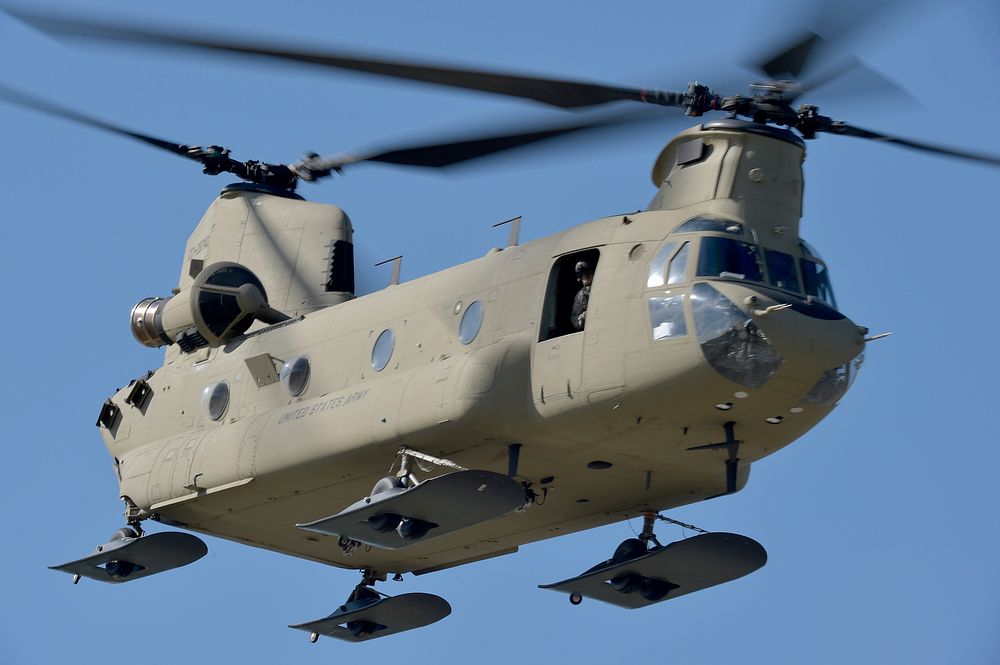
[[6, 7, 1000, 644]]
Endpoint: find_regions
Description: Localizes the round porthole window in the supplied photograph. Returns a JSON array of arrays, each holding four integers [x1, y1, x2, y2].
[[459, 300, 483, 345], [201, 381, 230, 421], [371, 329, 395, 371], [280, 356, 311, 396]]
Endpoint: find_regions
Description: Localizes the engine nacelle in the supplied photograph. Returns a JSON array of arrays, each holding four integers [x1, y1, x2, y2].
[[131, 262, 287, 351]]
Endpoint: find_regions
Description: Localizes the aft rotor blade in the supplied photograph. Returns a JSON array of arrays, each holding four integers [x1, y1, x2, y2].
[[828, 122, 1000, 167], [365, 118, 651, 168], [302, 110, 672, 175], [11, 10, 689, 110], [0, 82, 193, 158]]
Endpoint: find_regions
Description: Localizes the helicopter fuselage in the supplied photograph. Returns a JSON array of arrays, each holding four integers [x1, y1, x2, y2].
[[101, 121, 865, 576]]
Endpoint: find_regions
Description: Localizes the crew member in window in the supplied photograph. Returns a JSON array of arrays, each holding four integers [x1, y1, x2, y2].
[[571, 260, 594, 330]]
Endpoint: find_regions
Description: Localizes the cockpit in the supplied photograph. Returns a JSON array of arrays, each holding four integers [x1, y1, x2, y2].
[[643, 215, 852, 394], [647, 215, 836, 308]]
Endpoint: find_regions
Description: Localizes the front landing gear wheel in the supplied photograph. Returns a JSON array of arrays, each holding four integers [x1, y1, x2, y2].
[[610, 573, 643, 594], [611, 538, 646, 564], [608, 537, 649, 595], [368, 512, 402, 533], [371, 476, 404, 496], [569, 593, 583, 605], [398, 517, 433, 540]]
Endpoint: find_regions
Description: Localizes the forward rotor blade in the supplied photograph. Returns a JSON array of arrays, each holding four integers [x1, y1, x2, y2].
[[760, 31, 822, 80], [0, 82, 193, 158], [796, 56, 917, 107], [12, 10, 688, 111], [753, 0, 906, 81], [827, 122, 1000, 167]]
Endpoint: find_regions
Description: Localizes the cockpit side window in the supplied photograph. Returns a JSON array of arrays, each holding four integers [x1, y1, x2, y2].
[[696, 237, 763, 282], [765, 249, 801, 293], [647, 241, 691, 289], [666, 242, 690, 285], [646, 242, 677, 288]]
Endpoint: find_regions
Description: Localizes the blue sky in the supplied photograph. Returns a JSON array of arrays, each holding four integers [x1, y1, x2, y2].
[[1, 1, 998, 663]]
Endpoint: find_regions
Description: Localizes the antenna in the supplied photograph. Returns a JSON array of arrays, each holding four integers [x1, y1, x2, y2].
[[375, 255, 403, 286], [493, 216, 522, 247]]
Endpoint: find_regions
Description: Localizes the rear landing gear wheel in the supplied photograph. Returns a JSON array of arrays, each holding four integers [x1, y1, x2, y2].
[[110, 527, 139, 542], [105, 526, 140, 580], [309, 632, 319, 644], [347, 619, 379, 638], [344, 586, 382, 638], [569, 593, 583, 605]]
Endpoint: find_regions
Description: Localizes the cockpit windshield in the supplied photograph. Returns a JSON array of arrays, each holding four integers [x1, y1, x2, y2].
[[696, 237, 763, 282], [660, 218, 837, 308], [801, 258, 836, 308]]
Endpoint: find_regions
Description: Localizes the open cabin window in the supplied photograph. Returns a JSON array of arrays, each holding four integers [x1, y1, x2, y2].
[[539, 248, 600, 341]]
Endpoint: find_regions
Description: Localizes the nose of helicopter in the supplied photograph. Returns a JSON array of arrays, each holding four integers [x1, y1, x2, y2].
[[691, 281, 865, 405]]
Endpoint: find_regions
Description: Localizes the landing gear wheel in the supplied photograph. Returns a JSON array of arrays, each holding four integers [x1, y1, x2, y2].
[[347, 619, 379, 638], [344, 586, 382, 638], [110, 527, 139, 541], [639, 577, 674, 602], [611, 538, 646, 564], [569, 593, 583, 605], [397, 517, 433, 540], [610, 572, 643, 594], [371, 476, 404, 495], [367, 513, 402, 533], [309, 632, 319, 644], [105, 526, 140, 580]]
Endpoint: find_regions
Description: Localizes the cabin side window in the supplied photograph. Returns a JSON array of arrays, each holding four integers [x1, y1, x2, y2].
[[538, 248, 600, 341]]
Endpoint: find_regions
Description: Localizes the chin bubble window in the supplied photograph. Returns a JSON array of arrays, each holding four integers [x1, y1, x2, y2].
[[371, 329, 395, 371], [690, 283, 782, 388], [280, 356, 311, 396], [459, 300, 484, 345], [201, 381, 230, 421], [803, 352, 864, 406]]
